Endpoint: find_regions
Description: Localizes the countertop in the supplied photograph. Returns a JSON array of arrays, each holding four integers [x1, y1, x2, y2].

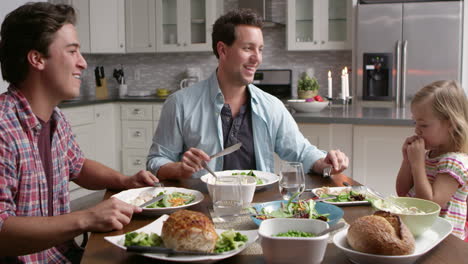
[[59, 96, 413, 126]]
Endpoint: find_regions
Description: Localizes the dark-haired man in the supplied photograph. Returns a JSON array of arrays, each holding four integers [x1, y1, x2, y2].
[[147, 9, 349, 180], [0, 3, 158, 263]]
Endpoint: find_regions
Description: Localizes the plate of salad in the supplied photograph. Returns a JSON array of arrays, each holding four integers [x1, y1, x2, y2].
[[250, 198, 343, 227], [200, 170, 279, 191], [311, 187, 370, 206], [104, 214, 258, 263], [113, 187, 204, 215]]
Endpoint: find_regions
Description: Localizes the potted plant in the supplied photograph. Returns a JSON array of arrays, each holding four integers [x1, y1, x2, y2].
[[297, 72, 319, 99]]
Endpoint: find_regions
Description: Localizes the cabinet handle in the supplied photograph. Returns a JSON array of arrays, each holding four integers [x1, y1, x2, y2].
[[96, 113, 101, 118], [120, 44, 124, 48], [313, 41, 317, 44], [133, 109, 141, 115], [135, 131, 142, 137], [183, 43, 187, 46], [149, 43, 152, 47], [177, 43, 181, 47], [321, 40, 325, 44], [134, 159, 142, 165]]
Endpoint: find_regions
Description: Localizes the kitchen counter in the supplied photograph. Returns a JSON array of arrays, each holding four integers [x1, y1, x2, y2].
[[59, 97, 413, 126]]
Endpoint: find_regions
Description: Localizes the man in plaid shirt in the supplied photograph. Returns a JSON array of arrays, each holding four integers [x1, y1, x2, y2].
[[0, 3, 159, 263]]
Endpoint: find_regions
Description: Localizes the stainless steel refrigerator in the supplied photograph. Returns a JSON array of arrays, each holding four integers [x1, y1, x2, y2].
[[354, 0, 462, 107]]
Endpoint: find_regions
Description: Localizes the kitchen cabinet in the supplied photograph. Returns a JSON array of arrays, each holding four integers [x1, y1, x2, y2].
[[125, 0, 156, 52], [61, 103, 119, 201], [274, 123, 353, 175], [89, 0, 125, 53], [155, 0, 218, 52], [352, 125, 413, 197], [286, 0, 355, 51], [121, 103, 163, 175]]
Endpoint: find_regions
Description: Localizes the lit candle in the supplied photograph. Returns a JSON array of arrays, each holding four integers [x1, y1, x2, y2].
[[328, 70, 332, 98], [341, 68, 346, 100], [344, 67, 349, 99]]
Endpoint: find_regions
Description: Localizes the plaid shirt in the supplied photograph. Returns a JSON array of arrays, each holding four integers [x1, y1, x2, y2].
[[0, 88, 85, 263]]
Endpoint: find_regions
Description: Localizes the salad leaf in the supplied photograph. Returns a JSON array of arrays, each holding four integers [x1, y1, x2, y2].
[[256, 199, 329, 221], [214, 230, 248, 253], [232, 170, 264, 185], [124, 232, 163, 247], [147, 192, 195, 208]]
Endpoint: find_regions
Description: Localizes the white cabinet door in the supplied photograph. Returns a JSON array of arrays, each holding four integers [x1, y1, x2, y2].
[[297, 123, 353, 176], [125, 0, 156, 52], [72, 0, 90, 53], [89, 0, 125, 53], [352, 125, 413, 197], [94, 103, 118, 170], [72, 123, 96, 160], [287, 0, 354, 51], [155, 0, 217, 52]]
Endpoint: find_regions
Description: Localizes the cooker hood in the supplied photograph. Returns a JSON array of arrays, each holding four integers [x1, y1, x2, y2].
[[238, 0, 284, 26]]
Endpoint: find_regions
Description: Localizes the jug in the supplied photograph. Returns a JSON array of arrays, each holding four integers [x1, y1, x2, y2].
[[179, 76, 198, 89]]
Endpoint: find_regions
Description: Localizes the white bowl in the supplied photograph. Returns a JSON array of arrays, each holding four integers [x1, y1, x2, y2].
[[259, 218, 329, 264], [288, 99, 329, 113], [205, 175, 256, 207]]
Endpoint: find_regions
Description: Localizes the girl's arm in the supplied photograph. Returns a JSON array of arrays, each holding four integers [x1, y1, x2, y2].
[[396, 159, 413, 196]]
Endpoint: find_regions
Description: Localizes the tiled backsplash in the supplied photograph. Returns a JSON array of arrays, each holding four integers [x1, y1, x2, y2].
[[80, 0, 351, 99]]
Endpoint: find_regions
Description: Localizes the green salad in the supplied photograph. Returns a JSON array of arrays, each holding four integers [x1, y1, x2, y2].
[[252, 194, 329, 221], [124, 230, 247, 253], [146, 191, 196, 208], [318, 190, 366, 203], [232, 170, 264, 185]]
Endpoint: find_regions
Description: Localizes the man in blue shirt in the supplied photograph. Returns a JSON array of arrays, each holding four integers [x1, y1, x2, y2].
[[147, 9, 349, 179]]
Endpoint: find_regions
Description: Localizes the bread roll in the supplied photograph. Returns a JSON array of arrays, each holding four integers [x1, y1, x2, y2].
[[161, 210, 218, 252], [347, 211, 415, 255]]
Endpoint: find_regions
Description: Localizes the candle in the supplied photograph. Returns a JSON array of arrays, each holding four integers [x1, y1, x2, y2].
[[344, 67, 349, 98], [328, 70, 332, 98], [341, 68, 346, 100]]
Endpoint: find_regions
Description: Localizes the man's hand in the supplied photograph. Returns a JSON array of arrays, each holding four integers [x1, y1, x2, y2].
[[124, 170, 159, 189], [80, 197, 142, 232], [313, 149, 349, 174], [178, 147, 210, 178]]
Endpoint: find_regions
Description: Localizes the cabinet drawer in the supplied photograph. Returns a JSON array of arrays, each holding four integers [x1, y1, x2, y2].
[[62, 106, 95, 126], [122, 148, 148, 175], [122, 121, 153, 148], [121, 104, 153, 120], [153, 104, 163, 121]]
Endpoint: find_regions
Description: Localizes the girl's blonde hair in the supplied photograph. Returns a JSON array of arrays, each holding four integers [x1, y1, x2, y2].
[[412, 80, 468, 153]]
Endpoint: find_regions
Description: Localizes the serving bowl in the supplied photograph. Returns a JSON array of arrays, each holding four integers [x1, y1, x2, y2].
[[259, 218, 329, 264], [373, 197, 441, 236], [287, 99, 329, 113], [204, 175, 256, 207], [251, 200, 343, 227]]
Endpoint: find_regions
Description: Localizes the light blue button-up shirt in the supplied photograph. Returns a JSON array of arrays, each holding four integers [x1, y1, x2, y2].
[[147, 71, 326, 178]]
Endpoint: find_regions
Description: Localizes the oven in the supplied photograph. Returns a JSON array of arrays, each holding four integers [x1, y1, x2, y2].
[[252, 69, 292, 99]]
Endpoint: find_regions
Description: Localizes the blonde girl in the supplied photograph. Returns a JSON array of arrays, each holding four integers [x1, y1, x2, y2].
[[396, 80, 468, 240]]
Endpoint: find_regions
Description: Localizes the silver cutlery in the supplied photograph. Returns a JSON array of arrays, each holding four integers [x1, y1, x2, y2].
[[153, 182, 164, 187], [322, 166, 332, 178], [139, 193, 164, 208], [315, 222, 346, 236], [202, 143, 243, 179]]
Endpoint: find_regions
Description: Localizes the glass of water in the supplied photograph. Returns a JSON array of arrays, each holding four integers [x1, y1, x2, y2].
[[279, 162, 305, 200], [212, 176, 243, 221]]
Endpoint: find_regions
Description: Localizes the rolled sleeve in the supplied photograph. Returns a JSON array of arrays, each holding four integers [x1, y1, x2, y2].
[[0, 139, 17, 230], [147, 95, 183, 174], [66, 123, 85, 180]]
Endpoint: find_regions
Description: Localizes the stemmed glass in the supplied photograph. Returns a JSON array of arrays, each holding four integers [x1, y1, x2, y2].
[[279, 162, 305, 200]]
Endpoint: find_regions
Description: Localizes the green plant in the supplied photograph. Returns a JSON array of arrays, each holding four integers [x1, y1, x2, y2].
[[297, 72, 319, 91]]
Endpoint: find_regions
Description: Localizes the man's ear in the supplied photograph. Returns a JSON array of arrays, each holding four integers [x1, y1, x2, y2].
[[216, 41, 227, 58], [27, 50, 46, 70]]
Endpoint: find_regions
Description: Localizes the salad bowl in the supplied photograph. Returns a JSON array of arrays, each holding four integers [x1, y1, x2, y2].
[[250, 200, 343, 227]]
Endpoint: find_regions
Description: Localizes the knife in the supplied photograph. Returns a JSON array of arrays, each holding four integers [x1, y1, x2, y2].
[[139, 193, 164, 208], [94, 66, 102, 86], [126, 245, 222, 255], [210, 143, 242, 159]]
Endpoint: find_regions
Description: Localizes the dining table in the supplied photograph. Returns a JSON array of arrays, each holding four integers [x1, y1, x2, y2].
[[81, 173, 468, 263]]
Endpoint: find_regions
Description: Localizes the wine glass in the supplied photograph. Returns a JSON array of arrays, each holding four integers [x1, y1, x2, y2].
[[279, 162, 305, 200], [212, 176, 243, 221]]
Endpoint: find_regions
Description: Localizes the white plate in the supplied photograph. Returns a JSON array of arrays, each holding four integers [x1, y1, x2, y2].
[[333, 217, 453, 264], [104, 214, 258, 263], [112, 187, 204, 215], [200, 170, 279, 191], [311, 187, 370, 206]]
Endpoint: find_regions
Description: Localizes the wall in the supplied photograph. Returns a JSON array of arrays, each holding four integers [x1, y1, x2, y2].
[[79, 0, 352, 98]]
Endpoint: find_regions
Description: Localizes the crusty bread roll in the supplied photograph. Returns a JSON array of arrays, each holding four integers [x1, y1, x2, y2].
[[347, 211, 415, 255], [161, 210, 218, 252]]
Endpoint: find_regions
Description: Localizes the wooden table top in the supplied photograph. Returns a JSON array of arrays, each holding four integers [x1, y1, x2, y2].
[[81, 173, 468, 264]]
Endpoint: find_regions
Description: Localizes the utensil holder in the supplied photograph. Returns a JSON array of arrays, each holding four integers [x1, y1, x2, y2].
[[119, 84, 127, 97]]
